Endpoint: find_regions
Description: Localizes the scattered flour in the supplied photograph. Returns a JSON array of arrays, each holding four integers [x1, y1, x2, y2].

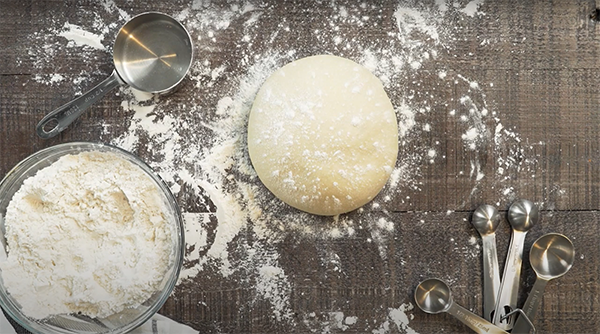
[[101, 0, 131, 20], [369, 217, 396, 259], [301, 311, 361, 333], [372, 304, 418, 334], [33, 73, 66, 85], [58, 22, 106, 50], [179, 212, 211, 280], [460, 0, 485, 17]]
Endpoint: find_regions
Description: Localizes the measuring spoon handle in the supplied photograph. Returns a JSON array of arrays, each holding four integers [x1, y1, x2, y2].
[[493, 230, 527, 329], [512, 278, 549, 334], [36, 70, 122, 139], [446, 302, 509, 334], [482, 234, 501, 321]]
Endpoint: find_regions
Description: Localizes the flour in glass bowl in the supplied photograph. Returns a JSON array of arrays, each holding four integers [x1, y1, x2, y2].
[[0, 151, 175, 319]]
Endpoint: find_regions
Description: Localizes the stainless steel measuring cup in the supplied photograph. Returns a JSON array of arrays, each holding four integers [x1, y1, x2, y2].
[[493, 199, 538, 330], [36, 12, 193, 139], [511, 233, 575, 334], [471, 204, 502, 321]]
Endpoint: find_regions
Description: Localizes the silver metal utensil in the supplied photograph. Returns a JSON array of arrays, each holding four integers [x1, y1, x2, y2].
[[492, 199, 539, 330], [415, 278, 509, 334], [511, 233, 575, 334], [471, 204, 501, 321], [36, 12, 193, 139]]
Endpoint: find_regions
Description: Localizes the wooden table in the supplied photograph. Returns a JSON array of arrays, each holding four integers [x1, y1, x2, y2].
[[1, 0, 599, 333]]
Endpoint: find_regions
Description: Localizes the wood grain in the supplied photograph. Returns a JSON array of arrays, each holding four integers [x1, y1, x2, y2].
[[1, 0, 599, 333]]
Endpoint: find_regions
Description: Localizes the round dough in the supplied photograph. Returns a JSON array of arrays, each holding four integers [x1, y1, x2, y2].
[[248, 55, 398, 216]]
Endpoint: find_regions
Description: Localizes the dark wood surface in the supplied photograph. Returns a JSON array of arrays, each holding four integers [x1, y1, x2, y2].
[[1, 0, 599, 333]]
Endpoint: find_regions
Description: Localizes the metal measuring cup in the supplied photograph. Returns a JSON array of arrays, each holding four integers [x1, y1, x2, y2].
[[511, 233, 575, 334], [36, 12, 193, 139]]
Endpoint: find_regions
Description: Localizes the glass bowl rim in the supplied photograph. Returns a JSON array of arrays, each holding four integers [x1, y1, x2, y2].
[[0, 141, 184, 334]]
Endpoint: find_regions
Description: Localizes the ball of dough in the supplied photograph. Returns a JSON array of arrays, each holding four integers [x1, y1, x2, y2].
[[248, 55, 398, 216]]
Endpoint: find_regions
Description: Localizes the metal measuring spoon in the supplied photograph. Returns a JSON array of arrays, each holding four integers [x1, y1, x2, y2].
[[415, 278, 509, 334], [36, 12, 193, 139], [471, 204, 501, 321], [511, 233, 575, 334], [492, 199, 539, 330]]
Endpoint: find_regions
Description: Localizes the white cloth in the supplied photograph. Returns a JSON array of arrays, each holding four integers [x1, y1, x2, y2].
[[0, 311, 198, 334], [130, 313, 198, 334], [0, 309, 15, 334]]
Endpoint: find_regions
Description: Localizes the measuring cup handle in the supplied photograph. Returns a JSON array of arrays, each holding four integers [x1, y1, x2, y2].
[[482, 234, 501, 321], [512, 279, 549, 334], [36, 70, 122, 139], [446, 303, 510, 334], [493, 231, 527, 329]]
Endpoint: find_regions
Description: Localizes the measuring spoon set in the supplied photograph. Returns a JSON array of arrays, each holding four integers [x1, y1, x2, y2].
[[414, 199, 575, 333]]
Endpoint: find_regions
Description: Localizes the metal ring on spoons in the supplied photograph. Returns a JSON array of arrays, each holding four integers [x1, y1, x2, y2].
[[471, 204, 501, 321], [493, 199, 539, 330], [501, 309, 537, 334], [511, 233, 575, 334], [414, 278, 509, 334]]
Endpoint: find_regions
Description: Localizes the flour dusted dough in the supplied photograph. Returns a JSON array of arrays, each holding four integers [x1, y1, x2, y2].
[[248, 55, 398, 216]]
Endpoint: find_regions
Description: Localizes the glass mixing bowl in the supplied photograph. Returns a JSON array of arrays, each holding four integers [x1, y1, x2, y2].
[[0, 142, 184, 334]]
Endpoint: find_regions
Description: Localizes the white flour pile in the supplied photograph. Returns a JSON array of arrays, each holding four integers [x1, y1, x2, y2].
[[1, 151, 175, 319]]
